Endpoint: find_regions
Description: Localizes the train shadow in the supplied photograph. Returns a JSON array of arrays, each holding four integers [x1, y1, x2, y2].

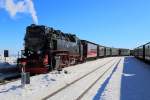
[[0, 85, 22, 93], [120, 57, 150, 100], [93, 60, 120, 100]]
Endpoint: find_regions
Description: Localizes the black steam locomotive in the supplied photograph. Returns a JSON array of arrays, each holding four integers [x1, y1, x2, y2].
[[18, 24, 130, 74], [18, 24, 83, 74]]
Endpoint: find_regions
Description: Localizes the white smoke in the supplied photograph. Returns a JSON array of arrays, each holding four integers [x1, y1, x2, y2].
[[0, 0, 38, 24], [26, 0, 38, 24]]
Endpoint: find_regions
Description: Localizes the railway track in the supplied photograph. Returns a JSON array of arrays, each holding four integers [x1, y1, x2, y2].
[[42, 58, 119, 100], [76, 58, 121, 100], [0, 73, 20, 85], [0, 78, 20, 85]]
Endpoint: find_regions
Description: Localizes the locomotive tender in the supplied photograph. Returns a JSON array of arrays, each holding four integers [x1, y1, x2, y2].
[[18, 24, 130, 74]]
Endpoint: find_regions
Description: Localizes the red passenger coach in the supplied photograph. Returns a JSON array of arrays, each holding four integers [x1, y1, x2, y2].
[[81, 40, 98, 60]]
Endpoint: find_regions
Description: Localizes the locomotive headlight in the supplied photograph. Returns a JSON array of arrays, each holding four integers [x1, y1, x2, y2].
[[37, 50, 41, 54]]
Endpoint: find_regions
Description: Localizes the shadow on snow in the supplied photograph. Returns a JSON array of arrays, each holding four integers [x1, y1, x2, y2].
[[120, 57, 150, 100], [93, 60, 119, 100]]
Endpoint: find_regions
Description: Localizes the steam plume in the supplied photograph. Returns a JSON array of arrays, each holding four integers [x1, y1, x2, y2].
[[0, 0, 38, 24]]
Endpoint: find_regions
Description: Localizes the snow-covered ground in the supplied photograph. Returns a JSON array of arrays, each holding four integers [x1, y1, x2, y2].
[[0, 56, 18, 80], [0, 57, 150, 100], [0, 56, 17, 65], [82, 57, 124, 100], [0, 56, 18, 72], [47, 57, 120, 100], [120, 57, 150, 100], [0, 57, 115, 100], [84, 57, 150, 100]]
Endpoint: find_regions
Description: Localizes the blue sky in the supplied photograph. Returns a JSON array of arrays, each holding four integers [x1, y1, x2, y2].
[[0, 0, 150, 55]]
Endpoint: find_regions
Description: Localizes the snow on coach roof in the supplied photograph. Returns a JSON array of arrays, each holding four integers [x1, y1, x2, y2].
[[144, 42, 150, 46], [81, 40, 98, 45], [134, 42, 150, 49]]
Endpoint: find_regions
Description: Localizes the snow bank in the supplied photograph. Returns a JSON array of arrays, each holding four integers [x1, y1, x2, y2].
[[0, 56, 17, 69]]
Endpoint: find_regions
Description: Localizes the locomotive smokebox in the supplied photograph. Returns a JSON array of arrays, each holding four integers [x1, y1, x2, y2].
[[24, 25, 47, 53]]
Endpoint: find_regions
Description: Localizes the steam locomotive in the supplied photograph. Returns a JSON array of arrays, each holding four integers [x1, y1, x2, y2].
[[18, 24, 130, 74], [18, 24, 83, 74]]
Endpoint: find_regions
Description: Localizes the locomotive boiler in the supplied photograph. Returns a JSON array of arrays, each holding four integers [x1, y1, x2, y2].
[[18, 24, 82, 74]]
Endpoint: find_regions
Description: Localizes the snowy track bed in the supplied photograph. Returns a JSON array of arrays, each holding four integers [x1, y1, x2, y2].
[[0, 57, 115, 100], [1, 57, 150, 100], [82, 57, 124, 100], [45, 58, 121, 100], [0, 57, 19, 83]]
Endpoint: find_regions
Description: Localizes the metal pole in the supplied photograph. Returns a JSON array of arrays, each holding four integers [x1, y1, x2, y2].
[[18, 51, 20, 58], [21, 62, 30, 87], [21, 63, 25, 87], [4, 57, 6, 63]]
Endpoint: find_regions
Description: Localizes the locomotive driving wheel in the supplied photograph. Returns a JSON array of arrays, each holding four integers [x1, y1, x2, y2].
[[54, 50, 70, 70]]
